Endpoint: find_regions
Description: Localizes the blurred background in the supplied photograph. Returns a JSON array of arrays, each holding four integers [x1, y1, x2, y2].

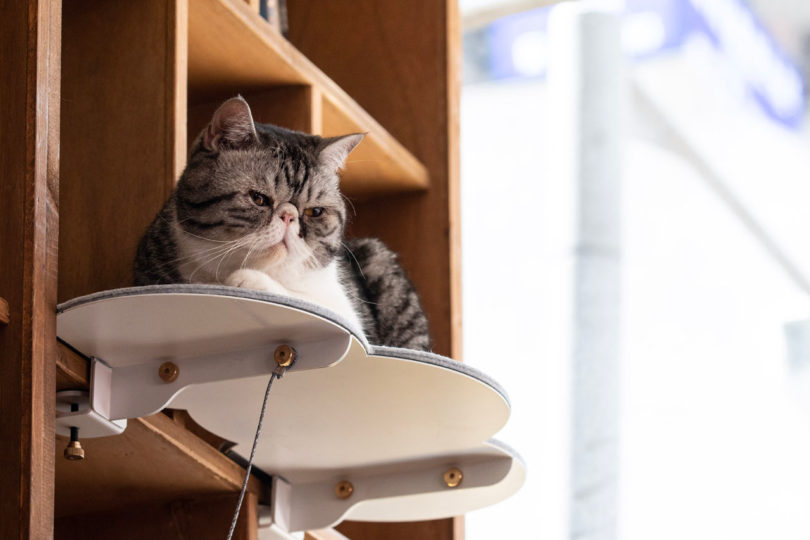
[[458, 0, 810, 538]]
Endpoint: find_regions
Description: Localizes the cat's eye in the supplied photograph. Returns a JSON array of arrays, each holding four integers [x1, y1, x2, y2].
[[249, 190, 271, 207], [304, 207, 324, 218]]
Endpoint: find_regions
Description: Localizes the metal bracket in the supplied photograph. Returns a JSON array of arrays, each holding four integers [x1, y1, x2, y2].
[[55, 359, 127, 438]]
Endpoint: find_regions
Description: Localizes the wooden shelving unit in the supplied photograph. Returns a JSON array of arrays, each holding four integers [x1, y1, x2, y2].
[[188, 0, 429, 197], [2, 0, 460, 538]]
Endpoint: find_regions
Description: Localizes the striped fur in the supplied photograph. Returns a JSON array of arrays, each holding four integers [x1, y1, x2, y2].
[[341, 238, 431, 351], [133, 96, 431, 350]]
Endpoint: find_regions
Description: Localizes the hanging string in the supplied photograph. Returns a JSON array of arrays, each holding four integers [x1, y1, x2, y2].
[[225, 370, 280, 540]]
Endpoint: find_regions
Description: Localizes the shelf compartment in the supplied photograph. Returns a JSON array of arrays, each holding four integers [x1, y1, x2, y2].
[[188, 0, 429, 198], [55, 344, 265, 519]]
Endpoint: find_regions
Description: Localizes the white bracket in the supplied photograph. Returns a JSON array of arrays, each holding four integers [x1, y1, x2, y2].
[[258, 504, 305, 540], [268, 452, 514, 532], [56, 361, 127, 438], [106, 335, 349, 421], [58, 333, 350, 438]]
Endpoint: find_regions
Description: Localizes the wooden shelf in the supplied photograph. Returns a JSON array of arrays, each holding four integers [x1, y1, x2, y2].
[[0, 297, 8, 325], [49, 0, 460, 538], [188, 0, 429, 198], [55, 344, 265, 519]]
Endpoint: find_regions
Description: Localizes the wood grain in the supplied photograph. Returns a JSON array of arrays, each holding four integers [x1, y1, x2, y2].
[[287, 0, 462, 357], [0, 0, 61, 538], [56, 342, 90, 391], [55, 492, 258, 540], [0, 297, 9, 325], [188, 86, 321, 150], [287, 1, 461, 538], [59, 0, 187, 302], [55, 411, 265, 517], [187, 0, 428, 198], [337, 519, 458, 540], [55, 343, 264, 520], [305, 528, 350, 540]]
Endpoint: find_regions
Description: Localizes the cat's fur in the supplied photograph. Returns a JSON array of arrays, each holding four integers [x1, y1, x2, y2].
[[134, 96, 430, 351]]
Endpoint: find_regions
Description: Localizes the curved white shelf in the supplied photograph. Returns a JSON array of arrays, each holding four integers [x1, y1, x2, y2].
[[56, 285, 524, 531]]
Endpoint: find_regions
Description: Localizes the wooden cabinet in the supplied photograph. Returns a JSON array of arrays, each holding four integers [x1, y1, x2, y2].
[[2, 0, 459, 538]]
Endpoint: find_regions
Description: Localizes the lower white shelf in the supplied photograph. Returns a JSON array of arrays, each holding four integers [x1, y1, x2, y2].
[[56, 285, 525, 531]]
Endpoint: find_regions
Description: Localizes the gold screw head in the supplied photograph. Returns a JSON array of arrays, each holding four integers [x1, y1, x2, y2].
[[158, 361, 179, 383], [274, 344, 295, 368], [335, 480, 354, 499], [443, 467, 463, 488], [64, 440, 85, 461]]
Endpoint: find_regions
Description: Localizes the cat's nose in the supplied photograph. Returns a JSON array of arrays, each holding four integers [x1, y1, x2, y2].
[[280, 211, 296, 225]]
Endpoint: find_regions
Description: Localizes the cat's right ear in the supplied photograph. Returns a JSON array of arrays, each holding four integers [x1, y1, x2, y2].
[[202, 96, 258, 152]]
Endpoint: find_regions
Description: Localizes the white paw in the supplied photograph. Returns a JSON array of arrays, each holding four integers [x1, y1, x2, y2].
[[225, 269, 288, 295]]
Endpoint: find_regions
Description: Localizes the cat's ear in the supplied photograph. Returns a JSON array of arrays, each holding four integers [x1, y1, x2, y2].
[[318, 133, 365, 172], [203, 96, 258, 151]]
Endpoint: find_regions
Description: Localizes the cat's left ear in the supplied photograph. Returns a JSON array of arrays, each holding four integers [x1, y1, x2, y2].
[[203, 96, 258, 151], [318, 133, 365, 172]]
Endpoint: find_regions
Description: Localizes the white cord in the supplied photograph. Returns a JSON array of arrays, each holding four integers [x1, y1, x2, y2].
[[225, 370, 280, 540]]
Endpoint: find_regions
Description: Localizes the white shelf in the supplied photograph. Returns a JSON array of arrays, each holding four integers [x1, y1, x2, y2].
[[56, 285, 524, 531]]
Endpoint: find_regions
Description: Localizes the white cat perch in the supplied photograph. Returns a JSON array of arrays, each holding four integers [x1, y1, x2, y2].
[[55, 285, 525, 537]]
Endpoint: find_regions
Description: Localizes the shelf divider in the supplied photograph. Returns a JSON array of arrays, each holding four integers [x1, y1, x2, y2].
[[187, 0, 429, 198]]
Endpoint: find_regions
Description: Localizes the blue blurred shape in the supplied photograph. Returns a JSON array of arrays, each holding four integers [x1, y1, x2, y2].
[[484, 0, 804, 127]]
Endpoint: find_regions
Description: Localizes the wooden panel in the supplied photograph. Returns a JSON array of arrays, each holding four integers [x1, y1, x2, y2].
[[187, 0, 428, 198], [337, 519, 458, 540], [320, 94, 429, 197], [55, 492, 258, 540], [55, 411, 265, 517], [305, 528, 349, 540], [286, 1, 461, 357], [59, 0, 187, 302], [0, 297, 9, 325], [188, 0, 305, 96], [188, 86, 320, 149], [0, 0, 61, 538], [288, 1, 461, 538], [56, 343, 89, 391]]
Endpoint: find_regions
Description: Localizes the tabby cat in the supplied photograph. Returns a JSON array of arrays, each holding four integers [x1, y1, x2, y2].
[[134, 96, 430, 351]]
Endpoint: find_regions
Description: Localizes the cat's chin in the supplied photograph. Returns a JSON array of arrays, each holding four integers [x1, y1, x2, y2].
[[252, 242, 288, 268]]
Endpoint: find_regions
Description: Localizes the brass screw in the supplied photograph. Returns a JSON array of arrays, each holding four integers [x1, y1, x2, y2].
[[64, 440, 85, 461], [64, 425, 85, 461], [274, 344, 295, 368], [335, 480, 354, 499], [443, 467, 463, 488], [158, 361, 179, 383]]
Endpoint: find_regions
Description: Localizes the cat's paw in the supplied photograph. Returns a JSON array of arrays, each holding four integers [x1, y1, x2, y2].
[[225, 269, 288, 295]]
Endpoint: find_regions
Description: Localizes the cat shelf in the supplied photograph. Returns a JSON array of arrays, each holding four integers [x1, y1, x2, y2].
[[55, 285, 524, 535]]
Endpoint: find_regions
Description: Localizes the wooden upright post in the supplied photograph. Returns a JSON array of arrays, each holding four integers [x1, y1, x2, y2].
[[286, 1, 462, 539], [0, 0, 61, 538]]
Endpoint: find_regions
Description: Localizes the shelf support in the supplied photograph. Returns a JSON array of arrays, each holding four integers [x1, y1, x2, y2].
[[55, 331, 350, 437]]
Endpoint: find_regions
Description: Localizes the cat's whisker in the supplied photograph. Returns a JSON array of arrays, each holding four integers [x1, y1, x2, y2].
[[213, 236, 255, 281], [238, 237, 262, 272], [340, 193, 357, 217], [341, 242, 366, 280], [179, 228, 240, 244], [155, 213, 238, 244], [189, 236, 253, 282], [149, 242, 238, 271]]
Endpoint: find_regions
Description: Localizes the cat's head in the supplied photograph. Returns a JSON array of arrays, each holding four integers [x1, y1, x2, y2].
[[175, 96, 363, 279]]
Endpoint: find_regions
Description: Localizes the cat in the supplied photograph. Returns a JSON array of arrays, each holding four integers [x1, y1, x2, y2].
[[134, 96, 430, 351]]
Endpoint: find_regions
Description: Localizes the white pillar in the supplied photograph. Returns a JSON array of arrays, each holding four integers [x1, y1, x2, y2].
[[548, 5, 623, 540]]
